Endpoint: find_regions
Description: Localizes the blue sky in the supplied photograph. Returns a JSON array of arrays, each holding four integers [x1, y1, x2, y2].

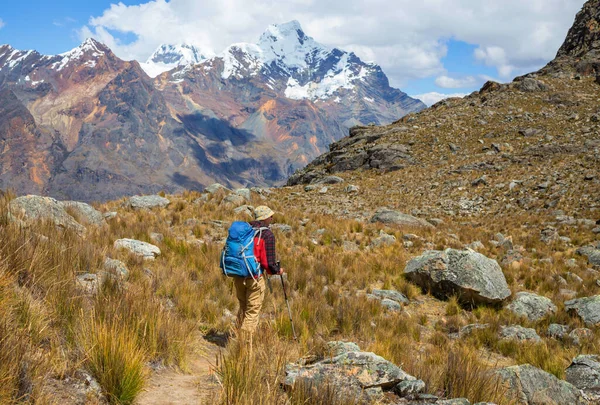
[[0, 0, 584, 105]]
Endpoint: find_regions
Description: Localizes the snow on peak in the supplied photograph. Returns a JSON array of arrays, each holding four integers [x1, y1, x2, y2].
[[215, 20, 374, 100], [0, 45, 36, 71], [141, 43, 214, 78], [51, 38, 107, 71]]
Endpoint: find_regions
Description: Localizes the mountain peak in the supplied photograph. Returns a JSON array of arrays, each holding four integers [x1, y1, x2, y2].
[[51, 38, 110, 71], [260, 20, 307, 43], [556, 0, 600, 59], [141, 43, 213, 78]]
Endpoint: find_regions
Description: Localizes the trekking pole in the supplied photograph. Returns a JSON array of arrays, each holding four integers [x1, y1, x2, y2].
[[278, 262, 297, 341]]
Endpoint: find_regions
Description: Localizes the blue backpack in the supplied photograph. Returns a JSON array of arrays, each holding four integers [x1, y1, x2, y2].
[[220, 221, 266, 279]]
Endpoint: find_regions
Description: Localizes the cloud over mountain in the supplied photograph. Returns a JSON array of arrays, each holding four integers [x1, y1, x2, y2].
[[79, 0, 583, 87]]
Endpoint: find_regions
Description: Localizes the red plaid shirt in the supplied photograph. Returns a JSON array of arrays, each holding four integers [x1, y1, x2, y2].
[[250, 221, 279, 274]]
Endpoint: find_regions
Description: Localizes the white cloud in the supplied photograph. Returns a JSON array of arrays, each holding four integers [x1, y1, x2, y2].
[[79, 0, 584, 86], [412, 92, 468, 107], [0, 18, 5, 30], [434, 74, 496, 89]]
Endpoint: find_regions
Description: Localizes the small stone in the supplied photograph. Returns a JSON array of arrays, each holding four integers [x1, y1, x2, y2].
[[345, 185, 360, 193], [499, 325, 542, 342], [569, 328, 594, 346], [150, 232, 164, 243], [547, 324, 570, 339], [319, 186, 328, 194], [394, 379, 426, 397]]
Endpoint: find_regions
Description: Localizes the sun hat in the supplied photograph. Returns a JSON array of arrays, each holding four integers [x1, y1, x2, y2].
[[254, 205, 275, 221]]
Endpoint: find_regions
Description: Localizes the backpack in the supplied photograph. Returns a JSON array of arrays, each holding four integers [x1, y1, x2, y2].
[[220, 221, 268, 279]]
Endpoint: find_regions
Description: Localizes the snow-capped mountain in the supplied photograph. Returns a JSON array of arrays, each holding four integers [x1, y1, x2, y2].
[[0, 24, 424, 201], [209, 20, 381, 102], [140, 44, 213, 78]]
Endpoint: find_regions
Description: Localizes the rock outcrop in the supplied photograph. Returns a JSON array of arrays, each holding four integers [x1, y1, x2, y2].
[[566, 355, 600, 396], [506, 292, 557, 321], [404, 249, 511, 306], [9, 195, 86, 235], [565, 295, 600, 326], [498, 364, 588, 405]]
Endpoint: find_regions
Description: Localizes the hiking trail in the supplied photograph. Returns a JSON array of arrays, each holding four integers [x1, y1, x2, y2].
[[137, 335, 222, 405]]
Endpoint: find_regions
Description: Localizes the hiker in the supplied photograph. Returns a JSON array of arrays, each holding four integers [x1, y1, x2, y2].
[[234, 205, 283, 335]]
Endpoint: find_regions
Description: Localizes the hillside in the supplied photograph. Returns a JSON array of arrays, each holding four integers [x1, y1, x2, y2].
[[0, 22, 424, 202]]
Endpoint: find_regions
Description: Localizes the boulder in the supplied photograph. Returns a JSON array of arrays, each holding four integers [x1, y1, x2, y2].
[[127, 195, 170, 210], [394, 379, 426, 397], [498, 364, 587, 405], [326, 341, 361, 357], [577, 244, 600, 266], [517, 78, 549, 92], [114, 239, 161, 260], [371, 289, 409, 305], [234, 188, 251, 200], [103, 258, 129, 278], [459, 323, 490, 338], [369, 231, 397, 248], [9, 195, 86, 235], [507, 292, 557, 321], [314, 175, 344, 185], [233, 205, 254, 218], [62, 201, 105, 226], [222, 194, 246, 206], [371, 208, 434, 229], [285, 346, 417, 404], [404, 249, 511, 306], [205, 183, 230, 194], [499, 326, 542, 343], [566, 355, 600, 394], [565, 295, 600, 326]]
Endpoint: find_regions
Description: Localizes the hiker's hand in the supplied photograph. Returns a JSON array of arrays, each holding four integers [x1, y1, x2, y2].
[[277, 267, 285, 275]]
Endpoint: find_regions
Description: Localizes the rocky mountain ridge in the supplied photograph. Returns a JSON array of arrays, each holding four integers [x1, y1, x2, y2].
[[0, 22, 424, 201]]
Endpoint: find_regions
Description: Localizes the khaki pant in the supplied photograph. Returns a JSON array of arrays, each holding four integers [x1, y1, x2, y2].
[[234, 276, 266, 334]]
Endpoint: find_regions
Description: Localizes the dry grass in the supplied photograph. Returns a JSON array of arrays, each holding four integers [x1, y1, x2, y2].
[[0, 180, 598, 404]]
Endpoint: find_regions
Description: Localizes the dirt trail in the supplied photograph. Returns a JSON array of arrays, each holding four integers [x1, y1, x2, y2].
[[137, 336, 222, 405]]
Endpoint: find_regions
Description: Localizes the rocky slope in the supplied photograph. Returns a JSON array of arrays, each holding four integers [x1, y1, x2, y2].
[[286, 1, 600, 224], [0, 22, 424, 201]]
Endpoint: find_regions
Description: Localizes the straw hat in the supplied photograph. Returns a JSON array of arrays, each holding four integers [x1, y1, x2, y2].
[[254, 205, 275, 221]]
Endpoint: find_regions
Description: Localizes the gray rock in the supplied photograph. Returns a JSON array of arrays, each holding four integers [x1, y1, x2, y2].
[[304, 185, 317, 192], [345, 185, 360, 193], [271, 224, 292, 233], [233, 205, 255, 218], [371, 289, 409, 304], [9, 195, 86, 235], [234, 188, 251, 200], [569, 328, 594, 345], [394, 379, 426, 396], [370, 231, 397, 248], [518, 78, 549, 92], [127, 195, 170, 210], [103, 211, 118, 220], [459, 323, 490, 338], [501, 250, 523, 267], [114, 238, 161, 260], [380, 298, 402, 311], [404, 249, 511, 306], [205, 183, 230, 194], [62, 201, 105, 226], [438, 400, 470, 405], [566, 355, 600, 394], [507, 292, 557, 321], [326, 341, 361, 356], [498, 364, 587, 405], [223, 194, 246, 206], [565, 295, 600, 326], [499, 325, 542, 342], [371, 208, 434, 228], [318, 186, 328, 194], [577, 245, 600, 266], [285, 348, 416, 404], [315, 175, 344, 185], [76, 273, 99, 294], [547, 324, 570, 339], [103, 258, 129, 278]]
